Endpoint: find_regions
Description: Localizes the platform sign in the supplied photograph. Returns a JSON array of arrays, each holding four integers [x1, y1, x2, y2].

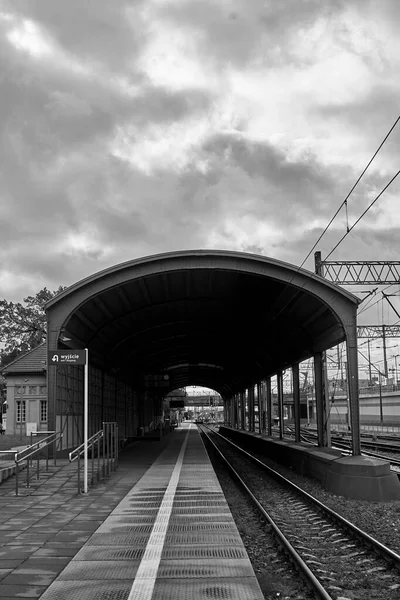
[[48, 350, 86, 365]]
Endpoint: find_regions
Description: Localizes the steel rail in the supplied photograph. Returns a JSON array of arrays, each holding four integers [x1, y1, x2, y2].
[[199, 424, 334, 600], [205, 424, 400, 568]]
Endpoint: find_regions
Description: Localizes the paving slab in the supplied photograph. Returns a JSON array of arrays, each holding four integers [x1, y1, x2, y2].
[[0, 437, 169, 598]]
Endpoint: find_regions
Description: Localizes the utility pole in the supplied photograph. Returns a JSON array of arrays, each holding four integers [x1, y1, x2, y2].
[[382, 324, 388, 378], [367, 339, 372, 382]]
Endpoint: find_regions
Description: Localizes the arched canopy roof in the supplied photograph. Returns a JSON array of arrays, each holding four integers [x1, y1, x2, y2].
[[46, 250, 360, 396]]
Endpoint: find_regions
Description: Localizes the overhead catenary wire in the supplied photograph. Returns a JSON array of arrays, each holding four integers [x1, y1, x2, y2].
[[325, 168, 400, 260], [299, 115, 400, 269]]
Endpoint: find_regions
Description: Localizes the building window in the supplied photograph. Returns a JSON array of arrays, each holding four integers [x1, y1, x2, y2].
[[40, 400, 48, 422], [16, 401, 26, 423]]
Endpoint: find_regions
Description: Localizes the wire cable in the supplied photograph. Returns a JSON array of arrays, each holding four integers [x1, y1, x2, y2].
[[325, 168, 400, 260], [272, 117, 400, 322], [299, 115, 400, 269]]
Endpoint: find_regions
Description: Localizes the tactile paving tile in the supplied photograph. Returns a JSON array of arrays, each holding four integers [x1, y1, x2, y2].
[[164, 533, 243, 545], [73, 547, 144, 561], [86, 533, 150, 546], [168, 514, 233, 523], [162, 546, 248, 560], [37, 580, 132, 600], [167, 522, 238, 532], [152, 578, 265, 600], [157, 559, 254, 578], [171, 507, 231, 515], [57, 560, 140, 580]]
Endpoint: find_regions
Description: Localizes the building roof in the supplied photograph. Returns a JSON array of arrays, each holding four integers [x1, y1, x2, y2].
[[1, 344, 47, 375], [45, 250, 360, 396]]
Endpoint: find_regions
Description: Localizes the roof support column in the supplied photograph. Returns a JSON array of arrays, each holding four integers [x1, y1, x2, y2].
[[346, 328, 361, 455], [234, 394, 239, 428], [227, 397, 233, 427], [314, 352, 331, 446], [266, 377, 272, 436], [277, 371, 284, 439], [248, 386, 255, 432], [240, 391, 246, 430], [257, 382, 263, 434], [292, 363, 301, 443]]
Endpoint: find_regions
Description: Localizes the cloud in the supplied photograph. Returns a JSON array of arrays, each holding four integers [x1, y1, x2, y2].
[[0, 0, 399, 331]]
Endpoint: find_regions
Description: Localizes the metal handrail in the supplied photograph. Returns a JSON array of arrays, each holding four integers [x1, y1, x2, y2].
[[69, 422, 118, 494], [13, 431, 63, 496], [69, 430, 103, 462]]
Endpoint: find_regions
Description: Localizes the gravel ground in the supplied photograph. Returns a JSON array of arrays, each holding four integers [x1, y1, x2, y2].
[[204, 429, 400, 600], [255, 455, 400, 556], [206, 439, 315, 600]]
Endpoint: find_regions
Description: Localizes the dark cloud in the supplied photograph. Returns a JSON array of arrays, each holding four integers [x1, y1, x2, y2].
[[157, 0, 347, 68]]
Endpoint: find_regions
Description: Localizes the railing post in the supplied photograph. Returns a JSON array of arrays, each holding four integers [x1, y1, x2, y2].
[[36, 456, 40, 480], [97, 436, 100, 481], [77, 452, 81, 494], [91, 440, 95, 486], [115, 423, 119, 469], [26, 457, 30, 488], [103, 423, 106, 477], [15, 461, 19, 496]]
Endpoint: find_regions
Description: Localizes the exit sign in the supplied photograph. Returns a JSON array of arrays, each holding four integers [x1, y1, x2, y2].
[[48, 350, 87, 365]]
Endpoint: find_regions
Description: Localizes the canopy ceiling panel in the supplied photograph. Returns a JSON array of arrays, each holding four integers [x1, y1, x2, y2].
[[46, 250, 360, 395]]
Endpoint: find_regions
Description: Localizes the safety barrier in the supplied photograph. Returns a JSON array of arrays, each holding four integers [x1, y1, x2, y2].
[[69, 422, 118, 494], [0, 431, 63, 496]]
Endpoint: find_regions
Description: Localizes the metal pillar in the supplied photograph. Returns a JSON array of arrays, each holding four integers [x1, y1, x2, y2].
[[259, 381, 266, 434], [292, 363, 301, 442], [248, 386, 255, 432], [277, 371, 284, 439], [314, 352, 331, 447], [240, 391, 246, 430], [266, 377, 272, 435], [257, 382, 262, 434], [346, 329, 361, 455]]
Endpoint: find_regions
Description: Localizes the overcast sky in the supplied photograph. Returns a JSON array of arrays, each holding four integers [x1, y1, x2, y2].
[[1, 0, 399, 347]]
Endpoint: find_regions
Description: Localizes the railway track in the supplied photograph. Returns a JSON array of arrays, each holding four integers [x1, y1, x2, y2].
[[199, 424, 400, 600]]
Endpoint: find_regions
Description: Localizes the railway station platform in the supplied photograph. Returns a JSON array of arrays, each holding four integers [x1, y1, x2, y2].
[[0, 423, 264, 600]]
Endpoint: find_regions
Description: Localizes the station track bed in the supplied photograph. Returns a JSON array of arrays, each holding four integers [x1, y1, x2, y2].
[[199, 424, 400, 600]]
